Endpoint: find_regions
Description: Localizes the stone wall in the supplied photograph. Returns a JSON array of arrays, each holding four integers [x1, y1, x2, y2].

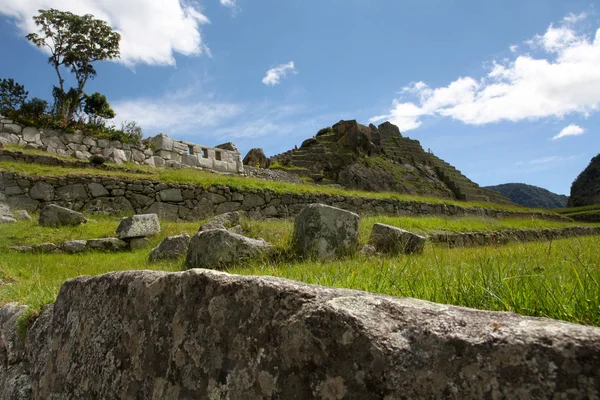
[[0, 116, 243, 174], [429, 226, 600, 247], [1, 269, 599, 398], [0, 171, 570, 221]]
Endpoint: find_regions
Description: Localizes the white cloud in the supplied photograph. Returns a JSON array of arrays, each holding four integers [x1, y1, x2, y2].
[[516, 155, 578, 165], [220, 0, 236, 7], [509, 44, 518, 53], [372, 12, 600, 132], [552, 124, 586, 140], [0, 0, 210, 66], [112, 98, 241, 134], [262, 62, 297, 86]]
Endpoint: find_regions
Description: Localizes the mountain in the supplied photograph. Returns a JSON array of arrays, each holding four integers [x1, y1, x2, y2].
[[568, 153, 600, 207], [484, 183, 568, 209], [260, 120, 513, 205]]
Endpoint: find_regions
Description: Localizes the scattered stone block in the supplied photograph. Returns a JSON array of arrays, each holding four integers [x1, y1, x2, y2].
[[61, 240, 88, 254], [0, 215, 16, 224], [13, 210, 32, 221], [292, 204, 359, 259], [128, 237, 150, 250], [86, 238, 128, 251], [39, 205, 87, 227], [199, 211, 242, 231], [149, 234, 191, 262], [31, 243, 59, 253], [115, 214, 160, 239], [370, 223, 426, 254], [185, 229, 273, 269]]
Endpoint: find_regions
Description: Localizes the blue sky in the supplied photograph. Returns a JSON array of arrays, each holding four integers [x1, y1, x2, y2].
[[1, 0, 599, 195]]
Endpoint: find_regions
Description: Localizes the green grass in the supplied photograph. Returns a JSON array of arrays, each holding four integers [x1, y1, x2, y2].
[[1, 214, 599, 326], [1, 159, 553, 214], [553, 204, 600, 214]]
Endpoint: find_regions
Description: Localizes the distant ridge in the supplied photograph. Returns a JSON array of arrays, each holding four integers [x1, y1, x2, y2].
[[484, 183, 568, 209]]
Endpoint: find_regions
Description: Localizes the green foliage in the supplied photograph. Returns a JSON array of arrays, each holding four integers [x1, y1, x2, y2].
[[0, 78, 28, 114], [568, 153, 600, 207], [316, 126, 334, 137], [83, 92, 115, 121], [484, 183, 568, 209], [26, 8, 121, 120], [20, 97, 49, 119], [268, 160, 307, 171]]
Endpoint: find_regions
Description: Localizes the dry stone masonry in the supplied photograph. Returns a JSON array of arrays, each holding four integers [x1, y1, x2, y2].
[[1, 269, 599, 398], [0, 116, 244, 174]]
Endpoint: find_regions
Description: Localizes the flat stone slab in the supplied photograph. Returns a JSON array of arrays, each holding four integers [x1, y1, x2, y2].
[[86, 238, 128, 251], [370, 223, 426, 254], [115, 214, 160, 239], [1, 269, 598, 399]]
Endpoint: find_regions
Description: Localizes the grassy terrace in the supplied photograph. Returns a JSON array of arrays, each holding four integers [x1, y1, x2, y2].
[[1, 214, 599, 326], [0, 158, 547, 213]]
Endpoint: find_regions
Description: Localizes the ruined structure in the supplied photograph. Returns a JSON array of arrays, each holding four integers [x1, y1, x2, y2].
[[269, 120, 512, 204], [0, 116, 244, 174]]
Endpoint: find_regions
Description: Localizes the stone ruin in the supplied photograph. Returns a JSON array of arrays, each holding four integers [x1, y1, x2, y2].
[[0, 116, 244, 174]]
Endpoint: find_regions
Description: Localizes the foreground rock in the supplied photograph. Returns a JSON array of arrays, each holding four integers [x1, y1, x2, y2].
[[185, 229, 272, 269], [148, 234, 190, 262], [1, 269, 599, 399], [370, 223, 426, 254], [199, 211, 242, 231], [0, 202, 16, 224], [292, 204, 359, 258], [38, 204, 86, 227], [115, 213, 160, 239]]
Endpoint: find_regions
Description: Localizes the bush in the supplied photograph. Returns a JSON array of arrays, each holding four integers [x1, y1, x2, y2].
[[316, 127, 334, 137], [20, 98, 48, 119], [0, 78, 28, 114]]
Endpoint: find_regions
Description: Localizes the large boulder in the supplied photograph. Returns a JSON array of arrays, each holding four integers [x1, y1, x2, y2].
[[243, 148, 270, 169], [2, 269, 599, 399], [199, 211, 242, 231], [185, 229, 273, 269], [115, 214, 160, 239], [38, 205, 87, 227], [148, 234, 191, 262], [292, 204, 359, 259], [370, 223, 426, 254]]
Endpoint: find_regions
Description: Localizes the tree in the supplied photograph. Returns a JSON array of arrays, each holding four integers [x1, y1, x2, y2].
[[84, 92, 115, 126], [0, 78, 28, 114], [26, 9, 120, 121], [20, 98, 49, 119]]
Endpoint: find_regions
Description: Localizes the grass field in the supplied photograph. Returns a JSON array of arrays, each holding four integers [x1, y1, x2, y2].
[[1, 213, 598, 326]]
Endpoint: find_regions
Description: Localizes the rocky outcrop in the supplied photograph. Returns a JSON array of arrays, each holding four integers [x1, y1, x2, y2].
[[1, 269, 600, 398], [148, 234, 191, 262], [243, 148, 270, 169], [568, 153, 600, 207], [38, 204, 86, 227], [292, 204, 359, 259], [185, 229, 273, 269], [370, 223, 426, 254]]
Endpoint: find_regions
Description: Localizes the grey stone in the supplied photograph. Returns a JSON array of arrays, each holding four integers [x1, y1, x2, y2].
[[128, 237, 150, 250], [292, 204, 359, 259], [39, 205, 87, 227], [41, 136, 66, 151], [116, 214, 160, 239], [5, 197, 39, 212], [186, 198, 214, 220], [148, 233, 191, 262], [55, 184, 88, 202], [370, 223, 426, 254], [201, 192, 227, 204], [13, 210, 32, 221], [86, 238, 128, 251], [360, 244, 377, 255], [215, 201, 241, 214], [2, 270, 600, 399], [82, 197, 135, 215], [97, 139, 110, 148], [87, 183, 109, 198], [185, 229, 273, 269], [22, 127, 40, 143], [158, 188, 183, 202], [82, 136, 97, 147], [199, 222, 226, 231], [10, 245, 33, 252], [31, 243, 59, 253], [149, 133, 173, 151], [63, 132, 83, 144], [0, 215, 16, 224], [61, 240, 88, 254], [3, 123, 22, 134], [242, 193, 266, 208], [200, 211, 242, 231], [145, 202, 180, 221]]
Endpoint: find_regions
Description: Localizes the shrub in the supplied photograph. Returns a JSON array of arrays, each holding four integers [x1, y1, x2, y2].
[[316, 127, 334, 137], [20, 97, 49, 119], [0, 78, 28, 114]]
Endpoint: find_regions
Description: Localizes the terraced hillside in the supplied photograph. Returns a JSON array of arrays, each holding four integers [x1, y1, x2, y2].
[[269, 120, 513, 205]]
